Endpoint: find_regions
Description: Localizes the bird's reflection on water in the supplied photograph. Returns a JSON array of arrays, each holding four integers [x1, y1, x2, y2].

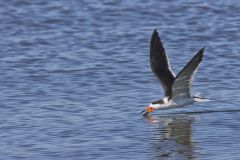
[[145, 115, 195, 159]]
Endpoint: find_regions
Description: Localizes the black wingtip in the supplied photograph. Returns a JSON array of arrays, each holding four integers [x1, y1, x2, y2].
[[152, 29, 160, 40], [196, 47, 205, 61], [153, 29, 158, 35], [198, 47, 205, 56]]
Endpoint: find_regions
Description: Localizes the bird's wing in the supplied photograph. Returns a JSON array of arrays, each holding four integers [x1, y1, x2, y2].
[[150, 29, 175, 97], [171, 47, 204, 99]]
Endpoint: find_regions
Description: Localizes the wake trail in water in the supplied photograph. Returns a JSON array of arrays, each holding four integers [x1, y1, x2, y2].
[[169, 108, 240, 115], [200, 98, 239, 104], [172, 98, 240, 115]]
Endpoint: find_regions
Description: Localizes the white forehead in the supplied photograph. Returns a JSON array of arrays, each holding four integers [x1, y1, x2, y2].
[[149, 103, 161, 108]]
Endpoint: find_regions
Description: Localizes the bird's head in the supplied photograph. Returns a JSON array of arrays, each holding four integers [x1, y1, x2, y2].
[[140, 98, 169, 116]]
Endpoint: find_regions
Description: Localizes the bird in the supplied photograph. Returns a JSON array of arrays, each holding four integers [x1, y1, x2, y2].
[[140, 29, 208, 116]]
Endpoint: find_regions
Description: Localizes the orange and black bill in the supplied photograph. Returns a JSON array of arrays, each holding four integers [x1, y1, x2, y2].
[[139, 109, 149, 116]]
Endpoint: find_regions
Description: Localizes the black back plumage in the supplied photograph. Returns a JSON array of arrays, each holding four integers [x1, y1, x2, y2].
[[150, 29, 175, 97]]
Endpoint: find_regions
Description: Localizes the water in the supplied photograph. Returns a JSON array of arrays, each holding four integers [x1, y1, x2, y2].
[[0, 0, 239, 159]]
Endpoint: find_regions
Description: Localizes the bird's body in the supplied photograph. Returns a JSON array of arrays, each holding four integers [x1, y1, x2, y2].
[[141, 29, 207, 116], [149, 97, 196, 110]]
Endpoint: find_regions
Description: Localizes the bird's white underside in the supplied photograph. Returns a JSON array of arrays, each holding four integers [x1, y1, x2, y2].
[[150, 97, 209, 110]]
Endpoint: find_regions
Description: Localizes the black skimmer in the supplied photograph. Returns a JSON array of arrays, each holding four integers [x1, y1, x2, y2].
[[141, 29, 207, 116]]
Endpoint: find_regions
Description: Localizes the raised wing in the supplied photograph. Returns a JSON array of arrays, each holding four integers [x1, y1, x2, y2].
[[150, 29, 175, 97], [171, 47, 204, 99]]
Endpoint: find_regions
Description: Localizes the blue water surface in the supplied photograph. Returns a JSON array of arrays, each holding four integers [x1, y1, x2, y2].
[[0, 0, 240, 159]]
